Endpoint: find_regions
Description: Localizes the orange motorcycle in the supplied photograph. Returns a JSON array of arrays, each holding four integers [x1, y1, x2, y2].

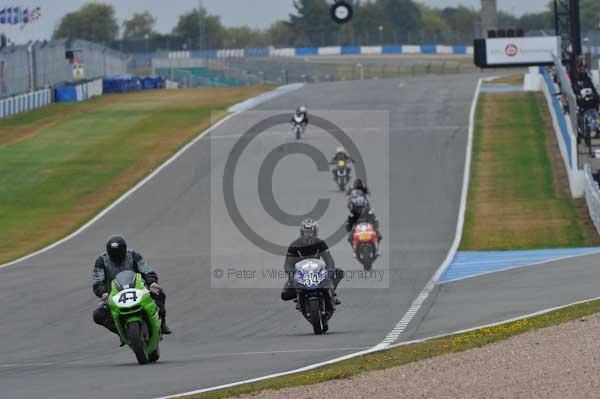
[[351, 222, 379, 270]]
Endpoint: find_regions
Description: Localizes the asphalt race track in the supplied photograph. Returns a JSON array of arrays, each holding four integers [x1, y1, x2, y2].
[[408, 252, 600, 340], [0, 75, 479, 398]]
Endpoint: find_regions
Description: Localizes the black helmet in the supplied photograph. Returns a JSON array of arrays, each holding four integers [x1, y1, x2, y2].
[[300, 218, 319, 244], [106, 235, 127, 264], [353, 178, 363, 189]]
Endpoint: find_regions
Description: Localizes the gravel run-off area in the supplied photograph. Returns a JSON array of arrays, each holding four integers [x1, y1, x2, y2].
[[239, 313, 600, 399]]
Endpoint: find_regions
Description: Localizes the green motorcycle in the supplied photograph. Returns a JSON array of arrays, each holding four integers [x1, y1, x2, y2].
[[108, 270, 162, 365]]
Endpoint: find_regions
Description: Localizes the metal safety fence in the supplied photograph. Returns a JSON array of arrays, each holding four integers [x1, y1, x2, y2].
[[584, 163, 600, 235], [0, 39, 127, 98]]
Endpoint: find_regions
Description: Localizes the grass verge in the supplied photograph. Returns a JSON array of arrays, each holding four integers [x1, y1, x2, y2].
[[492, 74, 525, 86], [181, 298, 600, 399], [0, 86, 273, 264], [460, 92, 599, 250]]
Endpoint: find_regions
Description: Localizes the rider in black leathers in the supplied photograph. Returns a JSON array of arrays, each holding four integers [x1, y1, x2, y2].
[[92, 235, 172, 340], [347, 178, 370, 197], [291, 106, 309, 127], [281, 219, 343, 305], [346, 195, 382, 255]]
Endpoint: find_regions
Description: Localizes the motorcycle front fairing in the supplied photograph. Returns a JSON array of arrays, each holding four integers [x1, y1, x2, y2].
[[293, 114, 305, 125], [293, 259, 335, 314], [108, 271, 161, 349]]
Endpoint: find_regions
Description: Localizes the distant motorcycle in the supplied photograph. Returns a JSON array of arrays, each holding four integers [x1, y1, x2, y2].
[[333, 159, 351, 191], [346, 189, 369, 211], [293, 258, 335, 334], [108, 271, 162, 365], [291, 115, 306, 140], [351, 223, 379, 270]]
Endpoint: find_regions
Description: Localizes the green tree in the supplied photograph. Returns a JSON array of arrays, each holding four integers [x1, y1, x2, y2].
[[289, 0, 339, 46], [265, 21, 296, 47], [579, 0, 600, 32], [497, 11, 519, 28], [123, 11, 156, 41], [440, 6, 478, 43], [418, 4, 450, 43], [224, 26, 267, 48], [351, 1, 385, 45], [172, 8, 225, 49], [518, 12, 552, 32], [53, 3, 119, 44], [376, 0, 421, 42]]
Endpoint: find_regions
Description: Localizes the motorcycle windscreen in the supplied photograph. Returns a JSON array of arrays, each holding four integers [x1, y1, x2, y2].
[[114, 270, 137, 291]]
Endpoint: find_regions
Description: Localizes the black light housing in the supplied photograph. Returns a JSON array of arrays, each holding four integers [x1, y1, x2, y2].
[[330, 1, 353, 24]]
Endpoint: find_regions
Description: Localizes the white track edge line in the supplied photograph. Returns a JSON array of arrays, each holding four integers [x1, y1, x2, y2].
[[153, 78, 484, 399], [386, 294, 600, 350], [156, 294, 600, 399], [0, 113, 235, 270], [379, 77, 482, 344], [0, 84, 303, 270]]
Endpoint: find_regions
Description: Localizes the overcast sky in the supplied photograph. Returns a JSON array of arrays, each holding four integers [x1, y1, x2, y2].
[[8, 0, 550, 44]]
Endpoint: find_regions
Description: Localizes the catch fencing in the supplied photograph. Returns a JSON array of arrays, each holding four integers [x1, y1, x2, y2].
[[0, 39, 127, 98], [584, 163, 600, 235]]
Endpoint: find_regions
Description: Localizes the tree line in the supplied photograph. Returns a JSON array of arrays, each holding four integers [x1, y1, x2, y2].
[[51, 0, 600, 53]]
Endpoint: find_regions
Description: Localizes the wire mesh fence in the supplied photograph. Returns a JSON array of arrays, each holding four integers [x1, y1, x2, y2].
[[0, 39, 128, 98]]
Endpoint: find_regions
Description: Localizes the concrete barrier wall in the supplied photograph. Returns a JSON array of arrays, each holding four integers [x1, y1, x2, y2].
[[540, 67, 585, 197], [55, 78, 104, 103]]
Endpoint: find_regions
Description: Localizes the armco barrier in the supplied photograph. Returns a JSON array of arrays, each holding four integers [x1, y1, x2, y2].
[[584, 163, 600, 234], [420, 45, 437, 54], [341, 46, 361, 55], [296, 47, 319, 56], [382, 45, 402, 54], [55, 86, 77, 102], [167, 44, 473, 59], [0, 88, 51, 118]]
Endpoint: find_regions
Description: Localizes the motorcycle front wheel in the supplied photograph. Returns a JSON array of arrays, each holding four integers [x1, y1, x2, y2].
[[148, 344, 160, 363], [126, 321, 149, 365], [359, 244, 374, 271], [308, 298, 323, 335]]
